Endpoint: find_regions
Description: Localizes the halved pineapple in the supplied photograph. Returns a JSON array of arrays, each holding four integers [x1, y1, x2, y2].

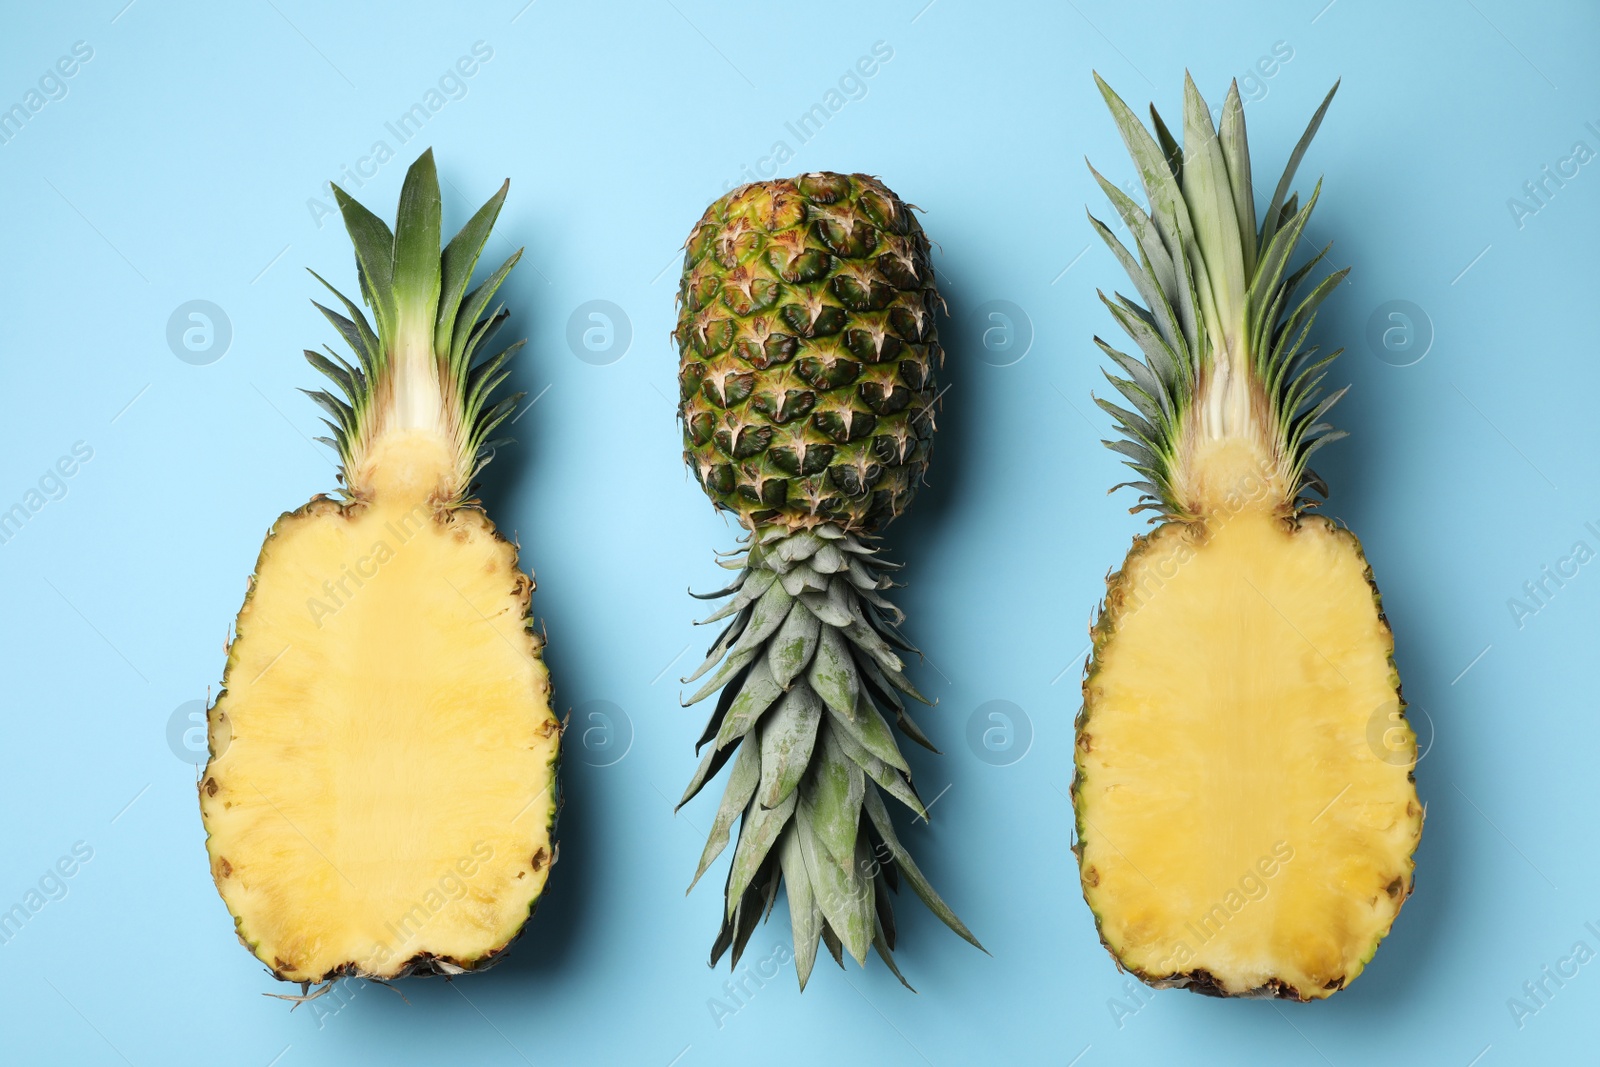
[[1073, 76, 1422, 999], [200, 151, 559, 985]]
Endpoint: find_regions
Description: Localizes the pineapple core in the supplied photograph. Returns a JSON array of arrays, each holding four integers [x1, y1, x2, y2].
[[201, 490, 558, 982], [352, 429, 461, 502], [1078, 505, 1420, 996]]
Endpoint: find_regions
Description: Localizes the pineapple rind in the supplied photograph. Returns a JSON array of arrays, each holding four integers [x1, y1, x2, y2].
[[1073, 516, 1422, 1000], [674, 173, 942, 535]]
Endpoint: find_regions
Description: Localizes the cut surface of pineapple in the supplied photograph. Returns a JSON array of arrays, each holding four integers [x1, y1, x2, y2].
[[203, 497, 558, 982], [1077, 509, 1419, 997], [1076, 75, 1422, 999], [199, 150, 558, 985]]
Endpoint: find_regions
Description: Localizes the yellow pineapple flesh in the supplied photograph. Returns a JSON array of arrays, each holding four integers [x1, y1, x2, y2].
[[1079, 507, 1419, 996]]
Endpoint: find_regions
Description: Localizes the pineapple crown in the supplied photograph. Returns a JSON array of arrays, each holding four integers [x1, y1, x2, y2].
[[305, 149, 525, 504], [678, 523, 980, 987], [1089, 72, 1348, 523]]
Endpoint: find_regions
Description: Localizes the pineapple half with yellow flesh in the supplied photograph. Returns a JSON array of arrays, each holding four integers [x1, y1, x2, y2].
[[1073, 75, 1422, 999], [200, 150, 559, 986]]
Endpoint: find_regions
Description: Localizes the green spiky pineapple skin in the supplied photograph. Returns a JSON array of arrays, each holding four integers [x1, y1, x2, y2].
[[674, 173, 941, 534]]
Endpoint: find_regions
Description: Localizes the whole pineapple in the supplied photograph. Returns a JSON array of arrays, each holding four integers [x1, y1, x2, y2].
[[201, 151, 560, 988], [1072, 75, 1422, 999], [673, 173, 979, 988]]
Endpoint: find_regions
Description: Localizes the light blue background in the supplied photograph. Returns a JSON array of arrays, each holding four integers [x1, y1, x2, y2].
[[2, 1, 1596, 1064]]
